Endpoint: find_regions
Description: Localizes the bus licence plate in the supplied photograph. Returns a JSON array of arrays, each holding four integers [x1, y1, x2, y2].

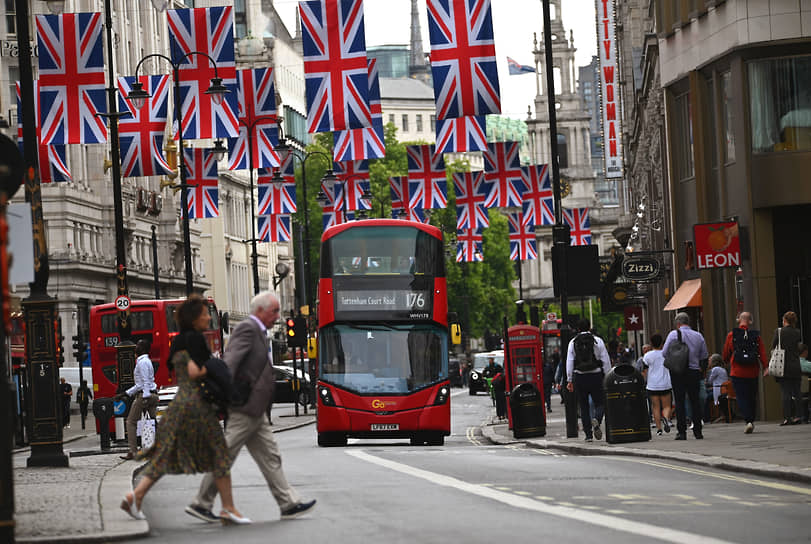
[[370, 424, 399, 431]]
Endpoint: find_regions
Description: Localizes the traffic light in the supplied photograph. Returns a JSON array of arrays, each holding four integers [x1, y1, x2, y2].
[[72, 334, 84, 362], [55, 316, 65, 366], [286, 316, 307, 349]]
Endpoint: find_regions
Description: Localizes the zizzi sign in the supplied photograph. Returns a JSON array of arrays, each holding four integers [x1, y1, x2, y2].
[[596, 0, 623, 179], [693, 221, 741, 269], [622, 256, 660, 281]]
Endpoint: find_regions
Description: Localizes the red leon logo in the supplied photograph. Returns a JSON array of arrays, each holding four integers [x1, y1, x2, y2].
[[693, 221, 740, 269]]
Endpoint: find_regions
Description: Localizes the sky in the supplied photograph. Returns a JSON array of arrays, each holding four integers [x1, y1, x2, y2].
[[273, 0, 598, 120]]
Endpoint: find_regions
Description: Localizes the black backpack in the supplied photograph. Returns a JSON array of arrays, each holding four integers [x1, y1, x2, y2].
[[664, 329, 689, 374], [732, 328, 760, 365], [573, 333, 599, 371]]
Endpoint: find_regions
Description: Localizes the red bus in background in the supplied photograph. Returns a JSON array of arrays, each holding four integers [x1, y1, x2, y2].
[[89, 299, 223, 400], [316, 220, 453, 447]]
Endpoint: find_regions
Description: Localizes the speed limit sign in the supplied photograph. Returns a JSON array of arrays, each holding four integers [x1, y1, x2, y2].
[[115, 295, 131, 311]]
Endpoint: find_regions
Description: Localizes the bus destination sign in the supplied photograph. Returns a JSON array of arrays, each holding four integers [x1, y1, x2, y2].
[[335, 289, 432, 319]]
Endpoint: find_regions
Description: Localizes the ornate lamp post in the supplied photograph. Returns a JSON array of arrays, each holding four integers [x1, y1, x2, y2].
[[127, 54, 228, 295]]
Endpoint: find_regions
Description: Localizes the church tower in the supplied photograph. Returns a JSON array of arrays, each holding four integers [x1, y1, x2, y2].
[[409, 0, 430, 81]]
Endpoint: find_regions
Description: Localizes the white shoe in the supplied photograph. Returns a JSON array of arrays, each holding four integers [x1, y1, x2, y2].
[[744, 422, 754, 434]]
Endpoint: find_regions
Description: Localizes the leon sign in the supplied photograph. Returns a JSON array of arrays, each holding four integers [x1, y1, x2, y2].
[[693, 221, 740, 269]]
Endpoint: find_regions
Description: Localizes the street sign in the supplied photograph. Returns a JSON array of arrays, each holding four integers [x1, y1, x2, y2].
[[545, 312, 557, 321], [114, 295, 131, 311], [622, 256, 661, 282]]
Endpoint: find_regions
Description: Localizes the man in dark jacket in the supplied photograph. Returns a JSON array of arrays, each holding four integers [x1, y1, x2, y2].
[[187, 291, 316, 523]]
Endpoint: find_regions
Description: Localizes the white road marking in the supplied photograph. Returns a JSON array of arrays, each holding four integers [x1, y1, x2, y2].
[[347, 450, 738, 544], [451, 389, 469, 397]]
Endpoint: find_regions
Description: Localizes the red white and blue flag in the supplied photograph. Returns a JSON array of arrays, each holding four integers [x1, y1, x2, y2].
[[435, 115, 487, 153], [456, 229, 483, 262], [258, 214, 292, 242], [333, 159, 371, 212], [36, 12, 107, 145], [453, 171, 490, 230], [407, 144, 447, 209], [228, 68, 281, 170], [16, 82, 71, 183], [426, 0, 501, 119], [563, 207, 592, 246], [320, 180, 347, 229], [521, 164, 554, 227], [389, 176, 420, 216], [507, 56, 535, 75], [185, 147, 219, 218], [483, 141, 525, 208], [257, 169, 297, 215], [507, 211, 537, 261], [393, 206, 429, 223], [117, 75, 173, 178], [333, 58, 385, 161], [299, 0, 372, 133], [168, 7, 238, 140]]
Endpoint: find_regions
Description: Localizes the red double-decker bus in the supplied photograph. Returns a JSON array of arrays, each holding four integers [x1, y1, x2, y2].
[[316, 220, 452, 447], [89, 299, 223, 400]]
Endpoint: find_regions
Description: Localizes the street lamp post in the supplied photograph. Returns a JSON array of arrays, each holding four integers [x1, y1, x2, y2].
[[128, 54, 228, 295], [16, 0, 68, 470]]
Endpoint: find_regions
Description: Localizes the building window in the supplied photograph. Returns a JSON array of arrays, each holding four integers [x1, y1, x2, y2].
[[556, 133, 568, 169], [402, 114, 409, 132], [749, 56, 811, 153], [283, 105, 309, 146], [720, 71, 735, 163], [430, 114, 436, 132], [234, 0, 247, 39], [388, 113, 395, 126], [5, 0, 15, 35], [416, 114, 423, 132], [672, 92, 694, 181], [9, 65, 19, 119]]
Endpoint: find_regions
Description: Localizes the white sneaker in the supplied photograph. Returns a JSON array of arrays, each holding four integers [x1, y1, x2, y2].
[[592, 419, 602, 440], [744, 422, 754, 434]]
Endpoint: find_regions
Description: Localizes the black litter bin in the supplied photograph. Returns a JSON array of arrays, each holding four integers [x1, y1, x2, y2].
[[510, 382, 546, 438], [603, 364, 650, 444], [92, 397, 114, 451]]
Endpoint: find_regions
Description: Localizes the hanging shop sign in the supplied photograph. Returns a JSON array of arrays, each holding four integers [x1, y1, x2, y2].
[[596, 0, 623, 179], [693, 221, 740, 269], [622, 255, 661, 282]]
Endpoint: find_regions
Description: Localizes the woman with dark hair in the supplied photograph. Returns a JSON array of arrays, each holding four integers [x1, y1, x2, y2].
[[643, 333, 672, 435], [772, 311, 803, 426], [120, 294, 249, 525]]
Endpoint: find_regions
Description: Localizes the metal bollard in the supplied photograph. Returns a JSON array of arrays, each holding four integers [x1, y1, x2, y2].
[[92, 398, 113, 450]]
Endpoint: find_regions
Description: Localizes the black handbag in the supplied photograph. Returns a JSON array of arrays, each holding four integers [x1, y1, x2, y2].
[[200, 357, 233, 411]]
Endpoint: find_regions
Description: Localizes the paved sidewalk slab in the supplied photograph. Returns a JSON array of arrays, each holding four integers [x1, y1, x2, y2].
[[481, 412, 811, 484]]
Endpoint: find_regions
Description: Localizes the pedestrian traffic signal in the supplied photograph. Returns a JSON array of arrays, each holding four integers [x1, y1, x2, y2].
[[55, 316, 65, 366], [72, 334, 85, 362], [286, 316, 307, 349]]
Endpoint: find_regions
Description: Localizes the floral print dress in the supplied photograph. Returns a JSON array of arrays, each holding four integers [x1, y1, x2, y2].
[[140, 342, 231, 479]]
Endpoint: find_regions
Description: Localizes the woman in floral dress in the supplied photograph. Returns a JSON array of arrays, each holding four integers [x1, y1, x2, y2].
[[121, 294, 249, 525]]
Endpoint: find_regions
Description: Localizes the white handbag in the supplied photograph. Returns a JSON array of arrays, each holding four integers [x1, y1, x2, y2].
[[768, 327, 785, 378], [136, 411, 157, 451]]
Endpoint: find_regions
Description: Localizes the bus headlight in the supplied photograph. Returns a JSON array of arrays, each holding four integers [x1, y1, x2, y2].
[[470, 372, 479, 381], [318, 386, 336, 407], [433, 386, 450, 405]]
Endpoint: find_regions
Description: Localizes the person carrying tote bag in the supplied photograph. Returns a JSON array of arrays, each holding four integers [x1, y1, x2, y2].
[[771, 311, 803, 426]]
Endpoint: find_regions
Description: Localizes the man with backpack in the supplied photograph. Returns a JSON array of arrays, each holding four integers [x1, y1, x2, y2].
[[721, 311, 768, 434], [566, 319, 612, 442], [662, 312, 709, 440]]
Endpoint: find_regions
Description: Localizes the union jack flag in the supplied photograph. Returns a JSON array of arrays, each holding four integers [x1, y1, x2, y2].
[[320, 180, 347, 229], [453, 171, 489, 231], [256, 158, 296, 215], [389, 176, 420, 216], [407, 145, 447, 209], [299, 0, 372, 133], [426, 0, 501, 119], [393, 206, 429, 223], [258, 214, 292, 243], [483, 141, 525, 208], [36, 12, 107, 145], [333, 159, 371, 212], [16, 82, 71, 183], [435, 115, 487, 153], [228, 68, 281, 170], [456, 229, 483, 262], [563, 207, 592, 246], [333, 58, 385, 161], [168, 7, 238, 140], [521, 164, 554, 227], [507, 211, 537, 261], [185, 147, 219, 218], [117, 75, 173, 178]]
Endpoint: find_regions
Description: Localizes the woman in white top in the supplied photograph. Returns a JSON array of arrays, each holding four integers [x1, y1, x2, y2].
[[643, 333, 672, 436]]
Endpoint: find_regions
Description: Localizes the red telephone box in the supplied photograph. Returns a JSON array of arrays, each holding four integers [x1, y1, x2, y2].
[[505, 325, 546, 436]]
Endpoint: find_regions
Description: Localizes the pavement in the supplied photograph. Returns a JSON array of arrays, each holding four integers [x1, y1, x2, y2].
[[481, 401, 811, 484], [11, 408, 316, 543]]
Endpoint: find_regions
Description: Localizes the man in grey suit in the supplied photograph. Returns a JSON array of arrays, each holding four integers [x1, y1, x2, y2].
[[185, 291, 316, 522]]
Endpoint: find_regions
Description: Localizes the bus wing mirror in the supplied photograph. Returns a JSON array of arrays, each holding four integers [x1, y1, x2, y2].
[[451, 323, 462, 345], [220, 311, 230, 334]]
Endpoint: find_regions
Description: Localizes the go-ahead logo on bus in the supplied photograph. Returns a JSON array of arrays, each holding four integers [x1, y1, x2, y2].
[[693, 221, 740, 269]]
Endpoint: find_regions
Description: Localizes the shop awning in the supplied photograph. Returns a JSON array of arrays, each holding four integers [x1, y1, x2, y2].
[[663, 278, 702, 311]]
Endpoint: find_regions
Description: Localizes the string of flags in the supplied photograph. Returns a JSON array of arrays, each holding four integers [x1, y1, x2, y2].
[[21, 1, 592, 255]]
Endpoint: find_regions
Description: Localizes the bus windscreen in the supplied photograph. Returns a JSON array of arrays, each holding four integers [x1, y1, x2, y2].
[[319, 323, 448, 394]]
